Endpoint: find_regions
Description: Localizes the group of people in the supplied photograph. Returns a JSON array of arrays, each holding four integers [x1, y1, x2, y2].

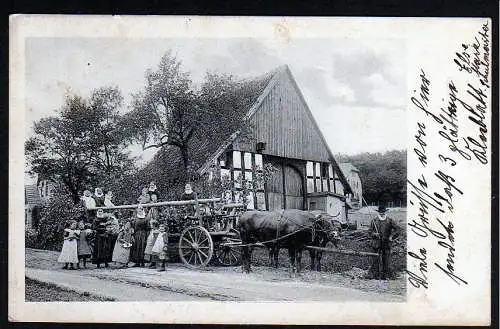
[[57, 181, 199, 272], [58, 180, 398, 280]]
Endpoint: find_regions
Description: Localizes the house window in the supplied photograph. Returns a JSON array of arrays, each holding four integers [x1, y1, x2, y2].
[[255, 154, 263, 171], [307, 161, 336, 193], [220, 151, 266, 210], [234, 170, 242, 188], [315, 163, 321, 192], [233, 151, 241, 169], [321, 163, 329, 192], [328, 165, 335, 193]]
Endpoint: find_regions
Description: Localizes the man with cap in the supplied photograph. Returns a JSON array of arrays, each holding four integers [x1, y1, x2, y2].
[[368, 204, 400, 280]]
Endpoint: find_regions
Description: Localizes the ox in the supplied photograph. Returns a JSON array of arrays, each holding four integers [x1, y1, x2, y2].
[[238, 209, 337, 274], [267, 211, 343, 271]]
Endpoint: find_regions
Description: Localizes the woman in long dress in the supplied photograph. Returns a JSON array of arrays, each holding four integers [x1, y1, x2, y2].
[[130, 206, 149, 267], [92, 209, 113, 268], [112, 220, 135, 268], [58, 220, 80, 269], [81, 189, 96, 222]]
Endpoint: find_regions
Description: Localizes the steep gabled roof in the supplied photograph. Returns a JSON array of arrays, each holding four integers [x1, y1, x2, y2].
[[198, 65, 353, 195], [25, 184, 42, 206]]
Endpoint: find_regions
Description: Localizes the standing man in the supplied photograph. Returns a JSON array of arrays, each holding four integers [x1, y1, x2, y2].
[[368, 204, 399, 280]]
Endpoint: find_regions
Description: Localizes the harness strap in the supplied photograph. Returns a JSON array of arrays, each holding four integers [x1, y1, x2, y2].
[[236, 228, 305, 248], [275, 209, 284, 244]]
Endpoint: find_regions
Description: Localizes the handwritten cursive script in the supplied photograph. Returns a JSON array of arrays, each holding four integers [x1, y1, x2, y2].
[[407, 21, 489, 289]]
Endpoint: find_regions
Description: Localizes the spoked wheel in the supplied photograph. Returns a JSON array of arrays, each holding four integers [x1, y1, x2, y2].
[[178, 226, 214, 269], [215, 238, 242, 266]]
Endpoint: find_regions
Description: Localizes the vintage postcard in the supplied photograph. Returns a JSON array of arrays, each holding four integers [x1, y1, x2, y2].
[[9, 15, 492, 324]]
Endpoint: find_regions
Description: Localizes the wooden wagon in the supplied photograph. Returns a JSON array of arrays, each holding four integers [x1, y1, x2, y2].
[[96, 198, 246, 269]]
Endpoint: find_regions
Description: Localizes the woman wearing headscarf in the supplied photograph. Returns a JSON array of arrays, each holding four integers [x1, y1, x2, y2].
[[130, 205, 149, 267], [93, 188, 105, 208], [147, 181, 160, 200], [104, 190, 115, 208], [91, 209, 113, 268], [181, 183, 200, 219], [81, 189, 97, 222], [137, 187, 151, 204]]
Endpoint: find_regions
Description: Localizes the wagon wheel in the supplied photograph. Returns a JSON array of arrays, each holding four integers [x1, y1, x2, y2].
[[178, 226, 214, 269], [215, 239, 242, 266]]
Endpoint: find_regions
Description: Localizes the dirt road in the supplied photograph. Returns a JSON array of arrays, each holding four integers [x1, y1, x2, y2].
[[25, 248, 405, 302]]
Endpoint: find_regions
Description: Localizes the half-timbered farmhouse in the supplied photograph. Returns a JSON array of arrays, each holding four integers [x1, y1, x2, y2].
[[143, 65, 353, 221]]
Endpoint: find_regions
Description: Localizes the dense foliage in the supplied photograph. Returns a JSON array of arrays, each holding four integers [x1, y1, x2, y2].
[[25, 87, 136, 204], [26, 190, 86, 251], [336, 150, 407, 206], [121, 51, 270, 186]]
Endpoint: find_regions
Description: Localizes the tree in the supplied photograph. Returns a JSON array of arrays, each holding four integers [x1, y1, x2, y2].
[[25, 87, 135, 203], [121, 51, 202, 180], [337, 150, 407, 206], [121, 51, 261, 186]]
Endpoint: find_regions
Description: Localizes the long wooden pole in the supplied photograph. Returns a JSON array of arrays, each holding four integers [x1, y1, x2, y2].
[[306, 245, 379, 257], [92, 198, 245, 211], [306, 245, 405, 256]]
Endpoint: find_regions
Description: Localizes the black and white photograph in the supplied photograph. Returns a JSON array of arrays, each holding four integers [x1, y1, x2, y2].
[[9, 16, 492, 325]]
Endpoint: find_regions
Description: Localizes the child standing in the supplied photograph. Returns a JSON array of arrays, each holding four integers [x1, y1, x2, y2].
[[112, 220, 135, 268], [58, 220, 80, 270], [144, 220, 160, 268], [151, 224, 169, 272], [77, 221, 92, 268]]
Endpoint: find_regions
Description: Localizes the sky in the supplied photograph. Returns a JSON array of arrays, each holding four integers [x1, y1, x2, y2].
[[25, 37, 407, 168]]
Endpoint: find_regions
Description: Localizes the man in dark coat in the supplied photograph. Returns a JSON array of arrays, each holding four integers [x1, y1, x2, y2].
[[368, 204, 400, 280]]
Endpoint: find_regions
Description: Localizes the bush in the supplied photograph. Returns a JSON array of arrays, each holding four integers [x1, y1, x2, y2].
[[25, 228, 39, 249], [34, 189, 86, 251]]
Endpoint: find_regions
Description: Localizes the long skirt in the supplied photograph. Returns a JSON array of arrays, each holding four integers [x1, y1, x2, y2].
[[58, 240, 78, 263], [130, 230, 148, 263], [92, 233, 112, 264], [112, 242, 131, 264]]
